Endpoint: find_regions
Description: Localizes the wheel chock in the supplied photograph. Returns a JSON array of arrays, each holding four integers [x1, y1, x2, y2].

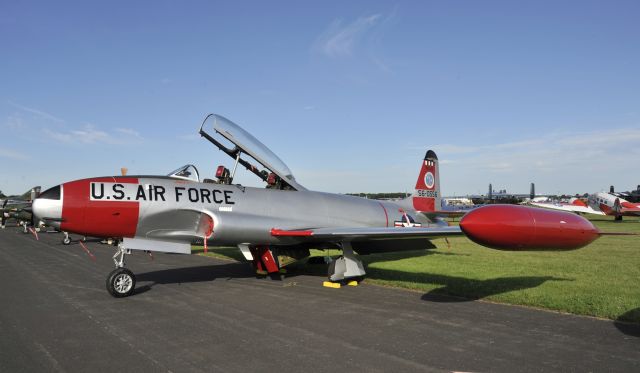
[[347, 280, 359, 287], [323, 281, 341, 289]]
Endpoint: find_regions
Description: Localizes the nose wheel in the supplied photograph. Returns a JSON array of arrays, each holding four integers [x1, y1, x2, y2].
[[106, 243, 136, 297], [106, 268, 136, 298]]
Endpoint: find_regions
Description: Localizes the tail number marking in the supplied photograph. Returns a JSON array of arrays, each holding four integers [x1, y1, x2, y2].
[[416, 189, 438, 198]]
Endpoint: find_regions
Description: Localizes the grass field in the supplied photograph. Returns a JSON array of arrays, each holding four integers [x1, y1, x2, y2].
[[194, 215, 640, 323]]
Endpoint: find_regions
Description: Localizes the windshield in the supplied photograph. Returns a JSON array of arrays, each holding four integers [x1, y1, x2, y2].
[[168, 164, 200, 182]]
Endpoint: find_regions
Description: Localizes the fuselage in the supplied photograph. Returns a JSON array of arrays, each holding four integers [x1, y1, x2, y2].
[[33, 176, 431, 246]]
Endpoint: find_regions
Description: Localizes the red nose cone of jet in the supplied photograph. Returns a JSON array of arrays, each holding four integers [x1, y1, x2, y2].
[[459, 205, 600, 250]]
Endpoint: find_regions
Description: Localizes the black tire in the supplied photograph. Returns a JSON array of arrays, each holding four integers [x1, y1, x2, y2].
[[62, 236, 71, 245], [106, 268, 136, 298]]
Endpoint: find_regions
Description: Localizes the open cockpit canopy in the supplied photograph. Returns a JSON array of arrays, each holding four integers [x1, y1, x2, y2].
[[199, 114, 306, 191]]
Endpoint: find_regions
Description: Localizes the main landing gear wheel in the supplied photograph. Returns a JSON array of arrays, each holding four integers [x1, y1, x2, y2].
[[106, 268, 136, 298]]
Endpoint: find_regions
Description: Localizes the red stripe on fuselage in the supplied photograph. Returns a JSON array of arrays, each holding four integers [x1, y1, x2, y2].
[[61, 177, 139, 238], [378, 202, 389, 227]]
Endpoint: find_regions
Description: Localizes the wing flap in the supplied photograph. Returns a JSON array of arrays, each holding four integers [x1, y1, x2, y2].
[[270, 226, 462, 241]]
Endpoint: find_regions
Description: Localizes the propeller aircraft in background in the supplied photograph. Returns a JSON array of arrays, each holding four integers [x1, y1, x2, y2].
[[530, 192, 640, 221], [33, 114, 605, 297]]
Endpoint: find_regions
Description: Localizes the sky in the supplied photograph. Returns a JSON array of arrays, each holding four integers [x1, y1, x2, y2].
[[1, 0, 639, 196]]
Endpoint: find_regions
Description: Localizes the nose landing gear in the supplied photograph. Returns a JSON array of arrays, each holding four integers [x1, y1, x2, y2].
[[62, 232, 71, 245], [106, 243, 136, 298]]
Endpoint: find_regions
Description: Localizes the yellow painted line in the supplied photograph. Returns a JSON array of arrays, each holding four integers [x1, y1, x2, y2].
[[347, 280, 358, 287]]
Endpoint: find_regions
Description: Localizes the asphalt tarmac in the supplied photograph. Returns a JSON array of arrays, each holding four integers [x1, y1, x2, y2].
[[1, 228, 638, 373]]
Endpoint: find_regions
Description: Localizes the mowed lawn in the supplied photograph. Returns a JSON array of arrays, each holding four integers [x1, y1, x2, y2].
[[195, 215, 640, 323]]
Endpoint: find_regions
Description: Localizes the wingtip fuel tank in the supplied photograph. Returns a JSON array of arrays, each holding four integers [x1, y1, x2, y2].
[[459, 204, 600, 250]]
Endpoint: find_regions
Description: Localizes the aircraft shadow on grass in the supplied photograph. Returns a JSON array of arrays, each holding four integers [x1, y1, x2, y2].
[[614, 308, 640, 337], [357, 249, 566, 302], [364, 267, 569, 303]]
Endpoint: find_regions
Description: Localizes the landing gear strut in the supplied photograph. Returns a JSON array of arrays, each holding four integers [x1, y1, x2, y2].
[[106, 243, 136, 298], [327, 242, 366, 282], [62, 232, 71, 245]]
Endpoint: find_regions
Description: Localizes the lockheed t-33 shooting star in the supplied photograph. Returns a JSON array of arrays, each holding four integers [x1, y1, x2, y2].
[[33, 114, 603, 297]]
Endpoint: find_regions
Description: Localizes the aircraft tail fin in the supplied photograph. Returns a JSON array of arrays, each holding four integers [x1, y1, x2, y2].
[[20, 186, 41, 202], [412, 150, 441, 212], [530, 183, 535, 200]]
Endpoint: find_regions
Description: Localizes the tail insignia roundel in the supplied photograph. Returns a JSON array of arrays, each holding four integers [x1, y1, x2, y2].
[[412, 150, 441, 212]]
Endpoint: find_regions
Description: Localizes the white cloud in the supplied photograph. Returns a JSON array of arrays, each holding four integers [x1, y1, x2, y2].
[[4, 113, 26, 130], [429, 127, 640, 194], [314, 14, 381, 58], [8, 101, 65, 123], [115, 128, 143, 140], [44, 124, 144, 145], [0, 147, 28, 160]]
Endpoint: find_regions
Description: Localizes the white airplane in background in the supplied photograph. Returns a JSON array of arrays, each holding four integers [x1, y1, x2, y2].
[[530, 191, 640, 221]]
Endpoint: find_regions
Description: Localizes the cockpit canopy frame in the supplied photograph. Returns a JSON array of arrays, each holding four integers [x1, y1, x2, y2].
[[168, 164, 200, 182], [198, 114, 306, 191]]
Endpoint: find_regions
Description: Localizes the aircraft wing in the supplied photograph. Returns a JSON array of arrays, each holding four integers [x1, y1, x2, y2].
[[271, 226, 462, 254], [271, 226, 462, 241], [621, 207, 640, 216], [529, 202, 605, 215]]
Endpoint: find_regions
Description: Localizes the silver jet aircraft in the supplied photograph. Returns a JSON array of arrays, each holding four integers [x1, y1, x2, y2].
[[33, 114, 603, 297], [2, 186, 40, 231]]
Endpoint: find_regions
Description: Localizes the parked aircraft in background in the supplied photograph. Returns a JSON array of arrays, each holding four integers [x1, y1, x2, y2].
[[531, 191, 640, 221], [1, 186, 40, 231], [449, 183, 549, 206], [610, 185, 640, 204], [33, 114, 605, 298]]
